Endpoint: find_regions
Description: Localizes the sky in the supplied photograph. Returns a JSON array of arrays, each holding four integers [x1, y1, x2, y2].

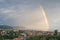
[[0, 0, 60, 31]]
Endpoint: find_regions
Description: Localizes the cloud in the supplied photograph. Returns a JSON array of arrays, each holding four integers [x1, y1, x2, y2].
[[0, 5, 49, 31], [45, 4, 60, 31], [1, 0, 60, 31], [0, 0, 5, 2]]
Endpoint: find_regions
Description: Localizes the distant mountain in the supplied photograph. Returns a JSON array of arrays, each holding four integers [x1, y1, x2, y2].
[[0, 25, 13, 29], [13, 26, 25, 30]]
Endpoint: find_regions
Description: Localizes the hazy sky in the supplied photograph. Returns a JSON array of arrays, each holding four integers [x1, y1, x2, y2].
[[0, 0, 60, 31]]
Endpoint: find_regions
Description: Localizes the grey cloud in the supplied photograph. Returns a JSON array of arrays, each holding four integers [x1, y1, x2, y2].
[[1, 0, 60, 31]]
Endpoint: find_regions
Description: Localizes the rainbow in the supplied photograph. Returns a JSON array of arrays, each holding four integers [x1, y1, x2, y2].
[[40, 6, 49, 31]]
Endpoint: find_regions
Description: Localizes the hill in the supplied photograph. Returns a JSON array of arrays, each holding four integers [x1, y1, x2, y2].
[[0, 25, 13, 29]]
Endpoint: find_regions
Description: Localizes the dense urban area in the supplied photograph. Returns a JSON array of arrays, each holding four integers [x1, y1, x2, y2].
[[0, 25, 59, 40], [0, 29, 60, 40]]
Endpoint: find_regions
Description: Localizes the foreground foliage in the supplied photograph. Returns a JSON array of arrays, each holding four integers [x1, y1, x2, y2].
[[26, 35, 60, 40]]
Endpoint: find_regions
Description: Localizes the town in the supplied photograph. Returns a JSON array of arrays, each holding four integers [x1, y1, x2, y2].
[[0, 29, 60, 40]]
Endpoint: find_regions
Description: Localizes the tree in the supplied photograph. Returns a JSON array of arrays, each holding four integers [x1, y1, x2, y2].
[[54, 30, 58, 35], [26, 36, 41, 40]]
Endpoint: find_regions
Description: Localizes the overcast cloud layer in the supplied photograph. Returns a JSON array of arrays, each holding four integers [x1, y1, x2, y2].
[[0, 0, 60, 31]]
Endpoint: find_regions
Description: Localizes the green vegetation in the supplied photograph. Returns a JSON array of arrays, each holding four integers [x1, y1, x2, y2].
[[27, 35, 42, 40], [26, 30, 60, 40], [26, 35, 60, 40], [0, 30, 22, 40], [0, 29, 60, 40]]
